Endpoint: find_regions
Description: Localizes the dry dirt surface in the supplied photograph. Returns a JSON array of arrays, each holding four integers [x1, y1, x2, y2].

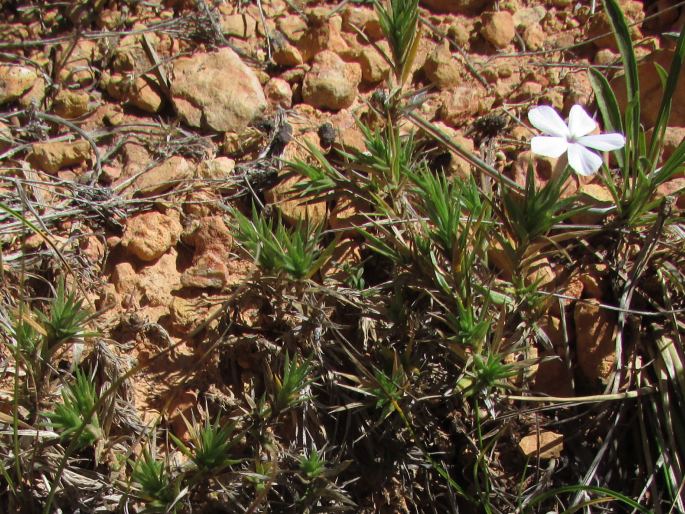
[[1, 0, 685, 512]]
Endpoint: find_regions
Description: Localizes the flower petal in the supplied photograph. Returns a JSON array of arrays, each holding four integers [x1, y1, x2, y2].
[[528, 106, 570, 137], [567, 105, 597, 138], [577, 133, 625, 151], [531, 136, 568, 158], [567, 142, 603, 176]]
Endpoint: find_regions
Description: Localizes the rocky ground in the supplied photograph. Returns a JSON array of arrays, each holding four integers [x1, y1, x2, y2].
[[1, 0, 685, 512]]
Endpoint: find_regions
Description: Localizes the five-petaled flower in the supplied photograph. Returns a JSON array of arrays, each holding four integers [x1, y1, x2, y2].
[[528, 104, 625, 176]]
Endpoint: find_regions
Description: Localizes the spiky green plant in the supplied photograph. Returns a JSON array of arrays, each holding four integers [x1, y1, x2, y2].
[[443, 298, 491, 350], [36, 278, 93, 355], [270, 352, 313, 416], [341, 262, 367, 291], [231, 206, 324, 279], [353, 123, 418, 190], [8, 316, 40, 358], [171, 414, 240, 475], [501, 167, 580, 252], [369, 366, 406, 420], [457, 352, 517, 400], [39, 280, 90, 345], [298, 447, 325, 480], [287, 140, 343, 201], [411, 169, 464, 256], [131, 448, 180, 513], [374, 0, 421, 86], [248, 460, 272, 494], [293, 447, 356, 511], [19, 279, 97, 414], [410, 169, 489, 258], [44, 369, 101, 451]]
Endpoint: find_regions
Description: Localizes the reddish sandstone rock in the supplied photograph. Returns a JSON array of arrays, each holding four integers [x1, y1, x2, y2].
[[428, 122, 475, 178], [0, 65, 38, 104], [296, 8, 350, 62], [29, 140, 91, 174], [221, 13, 257, 38], [264, 77, 293, 108], [519, 431, 563, 459], [196, 157, 236, 182], [358, 43, 391, 84], [103, 73, 163, 113], [181, 216, 235, 289], [171, 48, 267, 132], [272, 34, 304, 67], [574, 299, 617, 383], [56, 40, 101, 86], [170, 296, 207, 333], [649, 126, 685, 163], [134, 156, 194, 197], [137, 249, 182, 310], [121, 211, 182, 262], [302, 51, 361, 111], [112, 249, 182, 320], [532, 316, 575, 397], [523, 22, 545, 51], [277, 14, 307, 43], [329, 109, 367, 153], [586, 1, 644, 50], [614, 50, 685, 127], [341, 5, 384, 41], [481, 11, 516, 49], [657, 177, 685, 210], [52, 89, 90, 118], [424, 43, 462, 89], [439, 87, 483, 126]]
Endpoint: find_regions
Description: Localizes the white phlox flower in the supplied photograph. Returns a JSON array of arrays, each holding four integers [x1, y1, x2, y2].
[[528, 104, 625, 176]]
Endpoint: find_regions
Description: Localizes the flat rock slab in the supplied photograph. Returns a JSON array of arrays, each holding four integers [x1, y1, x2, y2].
[[134, 156, 193, 197], [29, 140, 91, 174], [519, 431, 564, 459], [171, 48, 267, 132]]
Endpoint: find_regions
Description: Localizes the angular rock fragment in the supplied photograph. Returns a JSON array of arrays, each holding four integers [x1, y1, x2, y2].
[[171, 48, 267, 132]]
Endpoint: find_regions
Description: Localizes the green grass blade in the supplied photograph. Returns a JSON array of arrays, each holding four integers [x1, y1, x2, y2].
[[589, 68, 624, 133], [374, 0, 420, 85], [400, 23, 422, 86], [602, 0, 639, 105], [653, 137, 685, 186], [523, 484, 651, 513], [589, 68, 625, 169], [654, 61, 669, 90], [602, 0, 640, 169], [648, 26, 685, 169], [306, 232, 341, 280]]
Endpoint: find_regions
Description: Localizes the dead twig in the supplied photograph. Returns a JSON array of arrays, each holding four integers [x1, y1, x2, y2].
[[256, 0, 273, 61], [140, 33, 172, 99]]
